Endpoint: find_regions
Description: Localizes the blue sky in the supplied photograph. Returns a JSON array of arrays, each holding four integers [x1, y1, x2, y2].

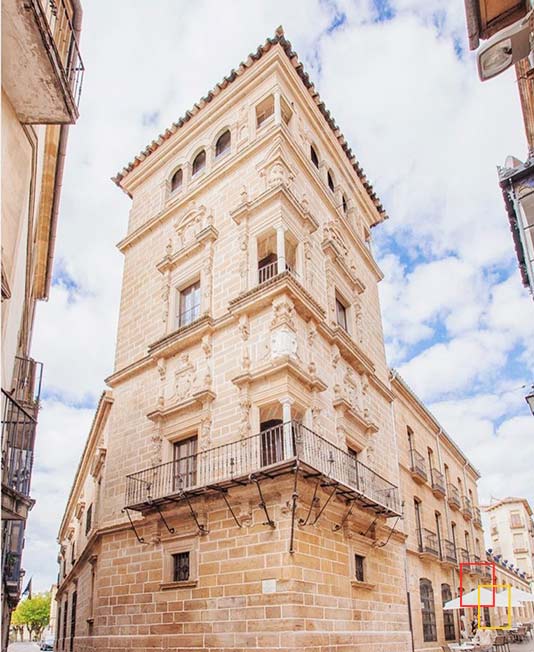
[[24, 0, 534, 592]]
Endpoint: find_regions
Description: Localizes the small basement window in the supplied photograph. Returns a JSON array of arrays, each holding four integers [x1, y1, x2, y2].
[[173, 551, 190, 582], [256, 95, 274, 128], [354, 554, 365, 582]]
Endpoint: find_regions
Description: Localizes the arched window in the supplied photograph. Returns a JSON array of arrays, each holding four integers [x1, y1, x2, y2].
[[215, 130, 231, 158], [170, 168, 183, 192], [327, 169, 335, 192], [441, 584, 455, 641], [310, 145, 319, 169], [342, 194, 348, 214], [192, 150, 206, 176], [420, 578, 437, 642]]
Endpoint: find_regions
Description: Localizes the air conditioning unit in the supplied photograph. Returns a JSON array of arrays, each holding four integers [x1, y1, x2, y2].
[[477, 12, 532, 81]]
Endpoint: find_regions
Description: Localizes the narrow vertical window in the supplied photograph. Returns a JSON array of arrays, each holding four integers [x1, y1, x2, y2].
[[170, 168, 183, 192], [335, 295, 348, 331], [69, 590, 77, 652], [85, 504, 93, 536], [327, 169, 335, 192], [215, 130, 231, 157], [441, 584, 455, 640], [342, 194, 348, 214], [178, 281, 200, 327], [354, 554, 365, 582], [420, 578, 437, 642], [192, 150, 206, 176], [173, 436, 198, 490], [310, 145, 319, 168], [62, 596, 68, 649], [172, 551, 190, 582]]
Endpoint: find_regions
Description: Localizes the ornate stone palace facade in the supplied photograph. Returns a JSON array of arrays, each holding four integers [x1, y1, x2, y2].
[[54, 28, 532, 652]]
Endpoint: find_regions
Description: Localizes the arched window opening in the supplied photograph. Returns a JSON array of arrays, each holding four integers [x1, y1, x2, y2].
[[327, 169, 335, 192], [342, 194, 348, 214], [215, 130, 231, 158], [192, 150, 206, 177], [310, 145, 319, 168], [170, 168, 183, 192], [420, 578, 437, 642], [441, 584, 455, 641]]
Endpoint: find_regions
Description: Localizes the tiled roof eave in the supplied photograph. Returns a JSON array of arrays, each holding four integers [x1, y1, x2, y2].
[[112, 27, 388, 224]]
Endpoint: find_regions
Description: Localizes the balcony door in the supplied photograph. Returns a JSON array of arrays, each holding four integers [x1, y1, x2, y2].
[[260, 419, 285, 467], [173, 436, 197, 491]]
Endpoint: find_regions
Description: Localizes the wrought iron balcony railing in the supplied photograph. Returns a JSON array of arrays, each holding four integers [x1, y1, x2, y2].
[[23, 0, 84, 121], [1, 389, 38, 498], [418, 528, 439, 557], [462, 495, 473, 519], [442, 539, 457, 564], [2, 520, 25, 598], [125, 422, 401, 517], [409, 448, 427, 483], [459, 547, 470, 564], [430, 468, 446, 496], [447, 483, 461, 510]]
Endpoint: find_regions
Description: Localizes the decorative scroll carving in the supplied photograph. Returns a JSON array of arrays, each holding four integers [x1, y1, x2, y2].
[[161, 269, 171, 329], [239, 315, 251, 370], [361, 373, 370, 419], [173, 354, 196, 402], [150, 421, 163, 466], [257, 140, 296, 192], [331, 344, 341, 369], [325, 265, 337, 326], [354, 295, 363, 345], [270, 297, 296, 331], [202, 240, 214, 313], [238, 386, 251, 439], [201, 334, 212, 388], [157, 358, 167, 407], [174, 203, 214, 252]]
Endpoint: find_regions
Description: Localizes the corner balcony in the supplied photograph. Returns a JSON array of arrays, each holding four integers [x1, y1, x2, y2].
[[2, 0, 84, 123], [418, 528, 440, 560], [409, 449, 427, 484], [447, 483, 461, 511], [430, 468, 446, 498], [461, 496, 473, 520], [441, 539, 457, 567], [125, 422, 401, 519]]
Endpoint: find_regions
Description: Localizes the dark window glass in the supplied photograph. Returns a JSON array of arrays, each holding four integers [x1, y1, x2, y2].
[[69, 591, 77, 652], [335, 297, 347, 331], [71, 541, 75, 565], [62, 597, 68, 648], [173, 552, 190, 582], [179, 282, 200, 327], [192, 150, 206, 176], [441, 584, 455, 640], [173, 436, 197, 490], [414, 499, 422, 550], [215, 130, 231, 157], [170, 168, 183, 192], [327, 170, 335, 191], [342, 195, 348, 214], [310, 145, 319, 168], [420, 579, 437, 642], [85, 504, 93, 536], [354, 554, 365, 582]]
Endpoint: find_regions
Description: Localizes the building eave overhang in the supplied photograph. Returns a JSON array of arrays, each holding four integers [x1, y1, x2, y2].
[[112, 26, 387, 225]]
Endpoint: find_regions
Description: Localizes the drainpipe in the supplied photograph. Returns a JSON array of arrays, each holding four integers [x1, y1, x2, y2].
[[44, 0, 83, 298]]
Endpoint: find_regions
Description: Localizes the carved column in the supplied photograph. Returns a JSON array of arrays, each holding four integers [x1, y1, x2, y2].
[[239, 315, 250, 371], [276, 225, 286, 274], [280, 397, 294, 457], [274, 90, 282, 125]]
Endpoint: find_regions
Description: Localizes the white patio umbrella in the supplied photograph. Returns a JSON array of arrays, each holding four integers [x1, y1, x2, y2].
[[443, 587, 522, 610], [497, 587, 534, 603]]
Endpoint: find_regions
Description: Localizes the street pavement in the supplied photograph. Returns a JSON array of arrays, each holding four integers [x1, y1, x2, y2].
[[7, 643, 40, 652]]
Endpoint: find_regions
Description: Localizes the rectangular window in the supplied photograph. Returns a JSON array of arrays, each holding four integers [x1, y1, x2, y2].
[[335, 296, 348, 331], [62, 597, 68, 649], [510, 511, 523, 528], [354, 554, 365, 582], [173, 436, 198, 490], [85, 504, 93, 536], [172, 551, 190, 582], [178, 281, 200, 327]]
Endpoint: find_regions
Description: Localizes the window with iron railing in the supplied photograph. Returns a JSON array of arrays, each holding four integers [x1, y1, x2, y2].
[[172, 551, 190, 582]]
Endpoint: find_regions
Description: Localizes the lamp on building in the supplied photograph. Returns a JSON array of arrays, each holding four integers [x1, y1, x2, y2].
[[525, 386, 534, 416], [477, 12, 532, 81]]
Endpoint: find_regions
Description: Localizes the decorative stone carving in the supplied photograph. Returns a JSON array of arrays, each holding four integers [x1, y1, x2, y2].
[[325, 266, 337, 326], [331, 345, 341, 369], [270, 297, 296, 331], [200, 404, 212, 450], [156, 358, 167, 407], [239, 315, 251, 370], [201, 334, 212, 388], [238, 386, 251, 439], [161, 270, 171, 329], [361, 373, 370, 419], [354, 295, 363, 345], [150, 423, 163, 466], [257, 140, 297, 192], [173, 354, 196, 401], [237, 105, 249, 145], [173, 203, 214, 252], [271, 329, 297, 359]]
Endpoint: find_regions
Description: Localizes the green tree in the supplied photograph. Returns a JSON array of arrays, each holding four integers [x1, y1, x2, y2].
[[10, 606, 25, 642], [15, 592, 51, 640]]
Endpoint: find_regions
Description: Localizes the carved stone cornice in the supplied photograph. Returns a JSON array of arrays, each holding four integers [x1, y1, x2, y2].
[[230, 181, 319, 233], [231, 356, 327, 393], [90, 447, 107, 478], [322, 238, 365, 294], [333, 397, 378, 435], [318, 323, 375, 376], [156, 225, 218, 273], [228, 272, 325, 323], [147, 388, 216, 422], [148, 315, 214, 360]]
